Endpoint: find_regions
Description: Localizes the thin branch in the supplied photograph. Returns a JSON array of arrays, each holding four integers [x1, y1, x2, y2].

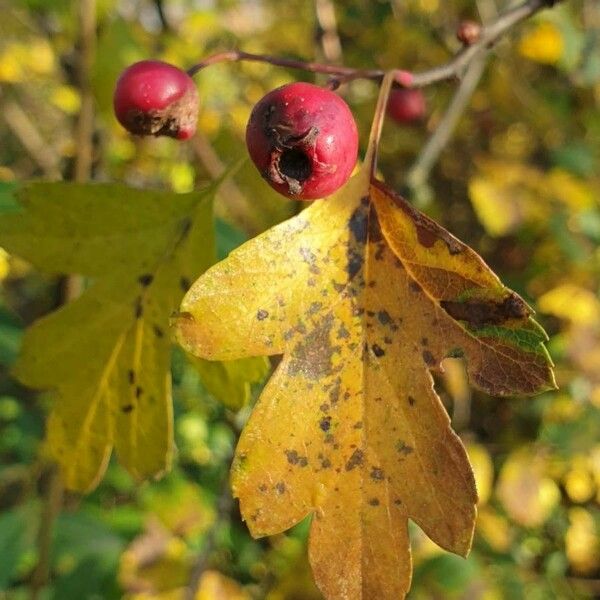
[[154, 0, 171, 31], [187, 0, 561, 88], [405, 0, 497, 193], [1, 98, 61, 179], [29, 465, 64, 600], [74, 0, 96, 183], [314, 0, 343, 64], [184, 481, 233, 600], [406, 52, 488, 192]]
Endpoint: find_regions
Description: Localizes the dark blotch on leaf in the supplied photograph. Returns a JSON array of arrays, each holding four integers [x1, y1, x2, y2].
[[127, 370, 135, 385], [408, 396, 416, 406], [396, 441, 414, 455], [377, 310, 391, 325], [369, 498, 380, 506], [257, 309, 269, 321], [179, 277, 191, 292], [285, 449, 308, 467], [441, 292, 530, 328], [135, 386, 143, 399], [153, 325, 164, 338], [372, 344, 385, 357], [319, 416, 332, 432], [370, 467, 385, 480], [348, 202, 369, 244], [275, 482, 286, 494], [138, 273, 154, 287], [422, 350, 436, 366], [121, 404, 134, 413], [345, 449, 364, 471]]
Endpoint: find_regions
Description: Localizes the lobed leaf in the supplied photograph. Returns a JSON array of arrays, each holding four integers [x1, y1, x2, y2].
[[0, 182, 214, 491], [176, 164, 555, 598]]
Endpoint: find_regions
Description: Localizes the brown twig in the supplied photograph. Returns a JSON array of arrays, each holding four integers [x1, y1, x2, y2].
[[406, 52, 488, 194], [74, 0, 96, 183], [0, 98, 61, 179], [314, 0, 343, 64], [29, 465, 64, 600], [30, 4, 97, 598], [187, 0, 561, 88], [405, 0, 496, 195]]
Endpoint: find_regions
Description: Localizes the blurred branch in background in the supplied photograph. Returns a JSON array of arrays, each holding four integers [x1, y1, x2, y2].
[[314, 0, 343, 64], [29, 1, 97, 598], [0, 97, 61, 179]]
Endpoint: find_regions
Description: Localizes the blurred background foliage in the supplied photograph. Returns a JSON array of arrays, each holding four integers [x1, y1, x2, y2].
[[0, 0, 599, 598]]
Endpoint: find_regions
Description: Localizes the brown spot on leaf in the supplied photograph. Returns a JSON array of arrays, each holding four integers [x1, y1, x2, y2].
[[441, 292, 530, 328], [285, 450, 308, 467], [257, 309, 269, 321], [408, 396, 416, 406], [369, 498, 380, 506], [422, 350, 436, 366], [138, 273, 154, 287], [135, 386, 143, 398], [319, 416, 332, 432], [153, 325, 164, 338], [121, 404, 134, 413], [345, 449, 364, 471], [370, 467, 385, 480], [396, 441, 414, 456], [372, 344, 385, 357], [179, 277, 191, 291], [127, 370, 135, 385], [288, 314, 334, 380], [275, 482, 286, 494]]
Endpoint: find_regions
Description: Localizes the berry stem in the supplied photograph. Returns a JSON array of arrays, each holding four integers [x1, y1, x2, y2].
[[365, 72, 395, 180], [186, 0, 561, 88]]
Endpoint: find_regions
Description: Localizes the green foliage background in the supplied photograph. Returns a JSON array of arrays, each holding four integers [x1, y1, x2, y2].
[[0, 0, 599, 598]]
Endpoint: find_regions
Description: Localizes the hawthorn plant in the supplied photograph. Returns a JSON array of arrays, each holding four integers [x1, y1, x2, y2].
[[0, 1, 563, 599]]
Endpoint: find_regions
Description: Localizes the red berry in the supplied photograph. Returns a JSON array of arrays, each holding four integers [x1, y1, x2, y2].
[[113, 60, 199, 140], [457, 20, 482, 46], [245, 82, 359, 200], [387, 88, 426, 125]]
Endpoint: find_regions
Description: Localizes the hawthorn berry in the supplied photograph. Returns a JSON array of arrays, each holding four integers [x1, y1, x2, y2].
[[245, 82, 359, 200], [113, 60, 199, 140], [387, 88, 426, 125], [457, 20, 482, 46]]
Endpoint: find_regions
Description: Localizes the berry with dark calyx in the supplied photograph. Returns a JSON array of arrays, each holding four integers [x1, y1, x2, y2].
[[457, 20, 482, 46], [386, 88, 426, 125], [113, 60, 199, 140], [245, 82, 359, 200]]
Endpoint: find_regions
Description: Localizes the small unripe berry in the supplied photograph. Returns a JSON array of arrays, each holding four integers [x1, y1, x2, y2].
[[246, 82, 359, 200], [457, 20, 482, 46], [387, 88, 426, 125], [113, 60, 199, 140]]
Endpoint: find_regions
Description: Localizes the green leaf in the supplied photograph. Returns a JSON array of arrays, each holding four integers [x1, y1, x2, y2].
[[189, 354, 270, 411], [0, 182, 215, 491]]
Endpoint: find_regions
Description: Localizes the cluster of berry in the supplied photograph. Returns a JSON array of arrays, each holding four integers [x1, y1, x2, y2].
[[113, 61, 426, 200]]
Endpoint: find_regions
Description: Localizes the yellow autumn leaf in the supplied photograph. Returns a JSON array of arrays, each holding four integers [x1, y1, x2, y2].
[[468, 159, 546, 237], [175, 81, 554, 598], [195, 570, 250, 600], [538, 283, 600, 326], [566, 508, 600, 574], [0, 182, 215, 492], [519, 21, 564, 65], [189, 354, 270, 411], [497, 449, 560, 528]]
